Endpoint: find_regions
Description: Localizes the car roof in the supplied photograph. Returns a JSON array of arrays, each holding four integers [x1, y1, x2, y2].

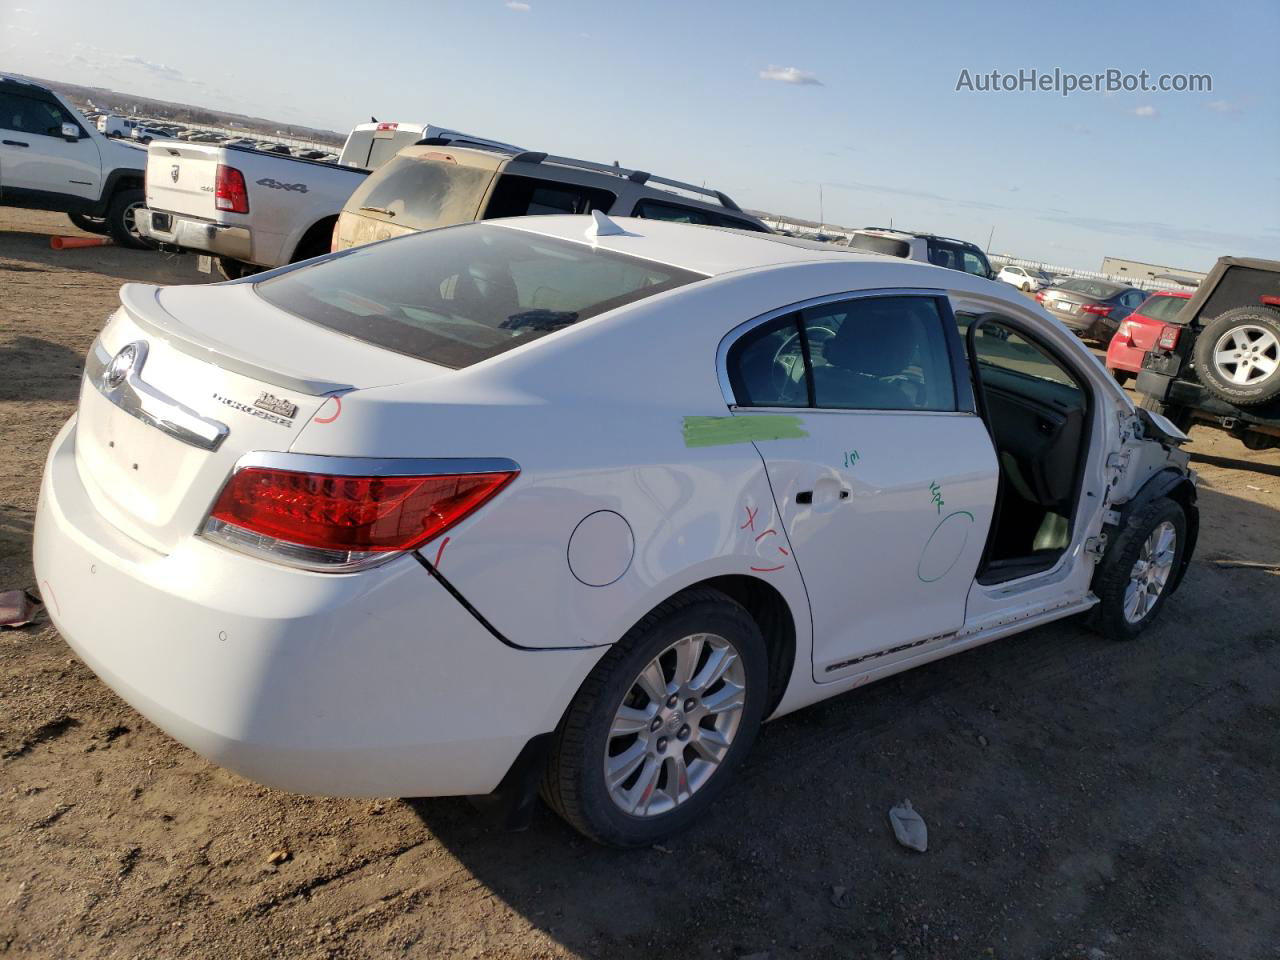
[[493, 215, 955, 278]]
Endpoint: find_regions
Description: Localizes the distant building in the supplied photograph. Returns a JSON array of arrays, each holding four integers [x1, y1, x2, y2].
[[1100, 256, 1206, 286]]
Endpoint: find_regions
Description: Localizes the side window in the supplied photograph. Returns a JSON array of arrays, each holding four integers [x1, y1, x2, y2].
[[803, 297, 957, 411], [926, 241, 957, 270], [712, 213, 769, 232], [632, 199, 710, 225], [960, 249, 991, 277], [484, 175, 616, 218], [967, 317, 1082, 389], [0, 90, 72, 137], [725, 315, 808, 408]]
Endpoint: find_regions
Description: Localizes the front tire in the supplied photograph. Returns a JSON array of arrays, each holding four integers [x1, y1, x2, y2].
[[1088, 497, 1187, 641], [68, 212, 109, 235], [105, 189, 157, 250], [542, 588, 768, 846]]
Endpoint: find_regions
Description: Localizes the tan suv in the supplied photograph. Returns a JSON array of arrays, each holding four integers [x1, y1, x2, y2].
[[332, 143, 768, 250]]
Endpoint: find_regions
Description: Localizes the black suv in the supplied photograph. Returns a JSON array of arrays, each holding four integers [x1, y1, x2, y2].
[[1137, 256, 1280, 451]]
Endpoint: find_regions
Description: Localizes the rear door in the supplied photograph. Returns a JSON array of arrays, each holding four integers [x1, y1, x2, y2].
[[722, 292, 999, 680]]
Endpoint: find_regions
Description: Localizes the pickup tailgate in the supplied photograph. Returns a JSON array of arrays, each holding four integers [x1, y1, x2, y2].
[[144, 142, 223, 218], [76, 282, 443, 555]]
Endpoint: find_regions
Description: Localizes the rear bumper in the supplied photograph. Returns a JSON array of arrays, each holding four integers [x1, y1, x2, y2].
[[1106, 339, 1146, 374], [34, 417, 604, 797], [138, 209, 253, 261]]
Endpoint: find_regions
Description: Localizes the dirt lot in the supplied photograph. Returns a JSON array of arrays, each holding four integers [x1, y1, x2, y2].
[[1, 206, 1278, 960]]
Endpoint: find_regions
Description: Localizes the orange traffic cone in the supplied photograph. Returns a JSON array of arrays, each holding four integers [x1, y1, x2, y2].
[[50, 235, 113, 250]]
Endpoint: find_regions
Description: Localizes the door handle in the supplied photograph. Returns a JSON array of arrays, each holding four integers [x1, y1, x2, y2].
[[2, 139, 29, 147]]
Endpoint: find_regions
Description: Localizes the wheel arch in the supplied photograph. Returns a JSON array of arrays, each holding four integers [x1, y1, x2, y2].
[[96, 168, 145, 213], [288, 214, 339, 263], [660, 574, 798, 720], [1106, 467, 1198, 593]]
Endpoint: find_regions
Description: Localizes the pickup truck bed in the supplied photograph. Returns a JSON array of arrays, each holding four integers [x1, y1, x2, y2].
[[139, 142, 370, 272]]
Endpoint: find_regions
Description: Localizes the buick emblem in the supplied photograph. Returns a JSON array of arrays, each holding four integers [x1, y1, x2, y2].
[[170, 164, 180, 183], [104, 342, 144, 389]]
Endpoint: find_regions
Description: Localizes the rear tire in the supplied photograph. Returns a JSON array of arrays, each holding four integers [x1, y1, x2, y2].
[[542, 588, 768, 847], [1111, 368, 1132, 387], [1192, 307, 1280, 406], [105, 189, 156, 250], [1088, 497, 1187, 641], [68, 212, 109, 235]]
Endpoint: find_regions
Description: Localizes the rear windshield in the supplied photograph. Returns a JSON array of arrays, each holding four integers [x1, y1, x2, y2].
[[1136, 294, 1189, 323], [345, 153, 495, 230], [255, 223, 704, 369], [847, 234, 910, 258], [1058, 278, 1123, 298]]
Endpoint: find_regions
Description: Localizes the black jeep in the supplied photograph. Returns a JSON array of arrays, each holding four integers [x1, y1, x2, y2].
[[1137, 256, 1280, 451]]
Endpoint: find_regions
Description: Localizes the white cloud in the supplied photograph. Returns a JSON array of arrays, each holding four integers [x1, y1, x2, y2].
[[505, 1, 531, 10], [1206, 99, 1242, 113], [1133, 105, 1158, 118], [121, 54, 185, 81], [759, 64, 823, 86]]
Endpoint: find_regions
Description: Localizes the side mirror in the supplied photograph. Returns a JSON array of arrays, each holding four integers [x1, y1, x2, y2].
[[61, 122, 81, 141]]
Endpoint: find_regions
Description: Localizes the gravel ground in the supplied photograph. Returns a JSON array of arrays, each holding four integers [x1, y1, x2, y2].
[[1, 207, 1278, 960]]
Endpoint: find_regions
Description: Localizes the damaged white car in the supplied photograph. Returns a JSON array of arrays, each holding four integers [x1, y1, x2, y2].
[[35, 213, 1197, 846]]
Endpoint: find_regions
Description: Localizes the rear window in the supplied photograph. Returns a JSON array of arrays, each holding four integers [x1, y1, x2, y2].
[[255, 223, 703, 369], [345, 154, 495, 230], [1136, 295, 1189, 323], [1058, 279, 1123, 298], [632, 199, 768, 233]]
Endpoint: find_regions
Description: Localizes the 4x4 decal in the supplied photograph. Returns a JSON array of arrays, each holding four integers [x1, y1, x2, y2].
[[255, 178, 308, 193]]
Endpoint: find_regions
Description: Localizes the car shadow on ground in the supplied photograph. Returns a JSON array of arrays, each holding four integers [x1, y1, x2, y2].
[[406, 483, 1279, 959], [0, 336, 86, 403], [1191, 450, 1280, 479]]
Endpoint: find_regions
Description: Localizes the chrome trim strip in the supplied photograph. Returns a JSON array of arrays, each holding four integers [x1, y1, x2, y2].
[[87, 340, 230, 452], [233, 451, 522, 477], [713, 286, 948, 408]]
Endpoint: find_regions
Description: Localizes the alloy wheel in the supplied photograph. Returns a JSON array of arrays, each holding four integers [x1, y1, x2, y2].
[[1123, 521, 1177, 623], [603, 632, 746, 817]]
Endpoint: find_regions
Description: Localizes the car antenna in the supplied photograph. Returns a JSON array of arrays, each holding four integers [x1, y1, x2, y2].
[[585, 209, 627, 240]]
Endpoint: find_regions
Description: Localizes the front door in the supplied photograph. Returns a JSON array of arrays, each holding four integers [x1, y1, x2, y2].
[[723, 293, 999, 680], [0, 86, 100, 201]]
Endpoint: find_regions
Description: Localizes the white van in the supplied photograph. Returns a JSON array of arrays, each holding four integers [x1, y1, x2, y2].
[[97, 115, 139, 138], [337, 121, 523, 170]]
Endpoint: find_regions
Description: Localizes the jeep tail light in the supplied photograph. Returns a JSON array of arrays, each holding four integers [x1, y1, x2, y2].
[[1080, 304, 1112, 317], [214, 164, 249, 214], [203, 465, 517, 572], [1158, 325, 1180, 351], [1260, 295, 1280, 307]]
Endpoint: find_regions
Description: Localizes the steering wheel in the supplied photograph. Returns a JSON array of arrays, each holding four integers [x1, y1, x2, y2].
[[771, 327, 836, 401]]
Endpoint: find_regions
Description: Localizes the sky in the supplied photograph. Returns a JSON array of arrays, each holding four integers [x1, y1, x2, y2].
[[3, 0, 1278, 271]]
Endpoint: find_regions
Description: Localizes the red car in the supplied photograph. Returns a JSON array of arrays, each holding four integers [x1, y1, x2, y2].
[[1105, 290, 1193, 384]]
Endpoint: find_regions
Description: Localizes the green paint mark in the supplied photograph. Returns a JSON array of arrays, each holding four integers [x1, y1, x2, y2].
[[929, 480, 945, 514], [682, 415, 809, 449]]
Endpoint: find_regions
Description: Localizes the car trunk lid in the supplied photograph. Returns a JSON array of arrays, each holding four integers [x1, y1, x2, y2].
[[74, 282, 444, 554]]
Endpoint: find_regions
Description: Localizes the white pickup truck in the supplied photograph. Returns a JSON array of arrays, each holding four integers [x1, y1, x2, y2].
[[139, 121, 521, 279]]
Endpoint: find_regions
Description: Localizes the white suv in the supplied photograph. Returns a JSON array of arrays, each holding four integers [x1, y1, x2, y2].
[[997, 264, 1049, 292], [844, 228, 996, 280], [0, 76, 152, 247]]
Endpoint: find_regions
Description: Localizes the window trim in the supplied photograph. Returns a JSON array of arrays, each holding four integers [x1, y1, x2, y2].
[[715, 287, 975, 415]]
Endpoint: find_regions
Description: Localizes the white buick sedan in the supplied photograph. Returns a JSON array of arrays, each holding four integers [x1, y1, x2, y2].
[[35, 214, 1197, 846]]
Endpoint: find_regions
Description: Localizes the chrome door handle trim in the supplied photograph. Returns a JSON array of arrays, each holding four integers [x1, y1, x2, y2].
[[86, 340, 229, 452]]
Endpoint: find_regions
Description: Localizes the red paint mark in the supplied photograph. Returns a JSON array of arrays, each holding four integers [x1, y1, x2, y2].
[[754, 528, 777, 542], [432, 535, 451, 568], [40, 580, 60, 617], [314, 396, 342, 424], [739, 505, 758, 531], [779, 546, 790, 556], [750, 564, 785, 573]]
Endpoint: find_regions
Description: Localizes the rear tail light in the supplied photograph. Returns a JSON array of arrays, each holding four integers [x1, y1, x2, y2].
[[1116, 321, 1132, 340], [1080, 304, 1113, 317], [1034, 291, 1045, 302], [214, 164, 249, 214], [1158, 325, 1181, 351], [203, 463, 518, 572]]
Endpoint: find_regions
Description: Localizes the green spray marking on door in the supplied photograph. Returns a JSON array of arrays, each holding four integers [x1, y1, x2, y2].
[[682, 415, 809, 448]]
